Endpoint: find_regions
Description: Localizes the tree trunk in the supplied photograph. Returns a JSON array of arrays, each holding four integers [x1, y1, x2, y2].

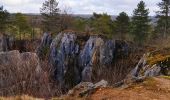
[[19, 30, 22, 40]]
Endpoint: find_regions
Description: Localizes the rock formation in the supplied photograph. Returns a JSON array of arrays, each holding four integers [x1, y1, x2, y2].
[[0, 50, 41, 95], [37, 32, 130, 90], [49, 32, 80, 89], [36, 32, 52, 59], [131, 53, 170, 78], [122, 51, 170, 86], [67, 80, 108, 97]]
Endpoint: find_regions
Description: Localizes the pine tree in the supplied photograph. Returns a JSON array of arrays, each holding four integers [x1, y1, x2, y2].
[[0, 6, 9, 34], [14, 13, 31, 40], [90, 13, 114, 38], [40, 0, 60, 34], [130, 1, 150, 44], [156, 0, 170, 38], [115, 12, 130, 39]]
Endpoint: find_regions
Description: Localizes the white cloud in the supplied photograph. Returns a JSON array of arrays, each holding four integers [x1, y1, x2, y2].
[[0, 0, 161, 15]]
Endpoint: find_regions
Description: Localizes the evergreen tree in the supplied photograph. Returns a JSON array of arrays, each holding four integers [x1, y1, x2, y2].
[[0, 6, 9, 34], [15, 13, 31, 40], [90, 13, 114, 38], [156, 0, 170, 38], [130, 1, 150, 44], [115, 12, 130, 39], [40, 0, 60, 34]]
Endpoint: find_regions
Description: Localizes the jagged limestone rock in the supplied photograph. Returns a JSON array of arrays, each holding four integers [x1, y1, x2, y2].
[[80, 37, 129, 82], [128, 52, 170, 83], [79, 36, 104, 82], [36, 33, 52, 59], [38, 32, 130, 90], [49, 32, 80, 89]]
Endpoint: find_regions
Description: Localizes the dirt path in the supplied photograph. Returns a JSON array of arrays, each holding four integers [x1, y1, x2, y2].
[[90, 77, 170, 100]]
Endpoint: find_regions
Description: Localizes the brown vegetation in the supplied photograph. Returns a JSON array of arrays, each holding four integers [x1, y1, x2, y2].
[[89, 77, 170, 100]]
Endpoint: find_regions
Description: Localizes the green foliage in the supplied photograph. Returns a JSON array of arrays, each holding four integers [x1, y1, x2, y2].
[[115, 12, 130, 39], [73, 18, 88, 32], [40, 0, 60, 33], [155, 0, 170, 37], [0, 6, 9, 34], [130, 1, 151, 44], [90, 13, 114, 38], [14, 13, 31, 40]]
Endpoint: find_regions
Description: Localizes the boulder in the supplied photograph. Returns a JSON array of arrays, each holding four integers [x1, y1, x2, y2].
[[0, 50, 41, 95], [67, 80, 108, 97], [94, 80, 108, 88]]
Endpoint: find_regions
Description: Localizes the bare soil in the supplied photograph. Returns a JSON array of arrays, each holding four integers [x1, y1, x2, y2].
[[90, 77, 170, 100]]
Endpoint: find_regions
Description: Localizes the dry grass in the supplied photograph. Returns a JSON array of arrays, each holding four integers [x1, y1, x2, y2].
[[0, 95, 43, 100], [89, 77, 170, 100], [147, 54, 170, 65], [149, 36, 170, 48], [91, 47, 143, 85], [0, 51, 63, 99], [161, 76, 170, 80]]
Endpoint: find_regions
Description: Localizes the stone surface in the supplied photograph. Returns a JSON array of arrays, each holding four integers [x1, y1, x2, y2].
[[144, 64, 161, 77], [38, 32, 130, 90], [36, 33, 52, 59], [0, 34, 13, 52], [94, 80, 108, 88], [79, 36, 104, 82], [67, 80, 108, 97], [128, 53, 169, 83], [49, 32, 80, 89]]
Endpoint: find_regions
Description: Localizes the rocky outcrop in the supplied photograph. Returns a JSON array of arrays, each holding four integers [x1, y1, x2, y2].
[[49, 32, 80, 89], [67, 80, 108, 97], [36, 33, 52, 59], [132, 53, 170, 78], [36, 32, 130, 90], [80, 38, 129, 82], [80, 36, 104, 82], [123, 52, 170, 85], [0, 50, 41, 95]]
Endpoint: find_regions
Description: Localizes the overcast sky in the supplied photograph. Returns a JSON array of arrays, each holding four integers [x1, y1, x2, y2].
[[0, 0, 160, 15]]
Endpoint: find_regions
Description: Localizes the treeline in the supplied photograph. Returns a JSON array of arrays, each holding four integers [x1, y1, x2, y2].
[[0, 7, 41, 40], [0, 0, 170, 45]]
